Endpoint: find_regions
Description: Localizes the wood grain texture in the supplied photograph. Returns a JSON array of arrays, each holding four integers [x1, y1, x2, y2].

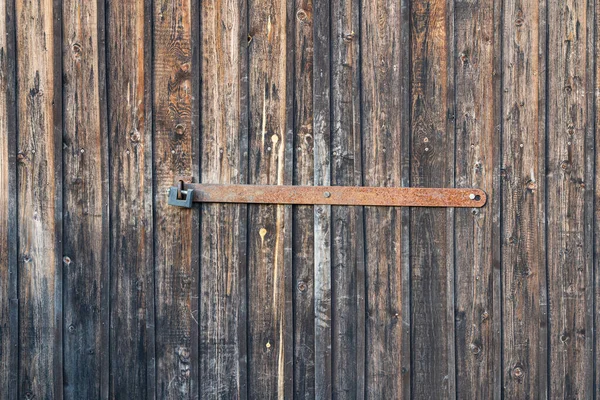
[[501, 0, 548, 397], [247, 0, 294, 395], [360, 0, 407, 397], [547, 0, 594, 397], [107, 0, 155, 396], [62, 0, 109, 396], [312, 0, 332, 396], [0, 0, 18, 396], [410, 0, 455, 397], [453, 0, 501, 397], [153, 0, 199, 397], [292, 0, 315, 396], [16, 0, 63, 397], [4, 1, 600, 398], [199, 0, 249, 396], [330, 0, 366, 395]]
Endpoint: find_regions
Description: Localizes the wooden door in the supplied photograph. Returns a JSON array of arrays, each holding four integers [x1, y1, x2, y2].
[[0, 0, 597, 398]]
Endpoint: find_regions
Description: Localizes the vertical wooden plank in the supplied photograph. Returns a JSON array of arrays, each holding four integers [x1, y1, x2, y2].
[[292, 0, 315, 397], [330, 0, 367, 395], [107, 0, 155, 396], [501, 0, 548, 397], [153, 0, 199, 397], [453, 0, 501, 398], [16, 0, 63, 395], [0, 0, 18, 396], [360, 0, 408, 397], [62, 0, 109, 396], [199, 0, 249, 396], [547, 0, 595, 397], [410, 0, 456, 397], [313, 0, 332, 396], [247, 0, 294, 394]]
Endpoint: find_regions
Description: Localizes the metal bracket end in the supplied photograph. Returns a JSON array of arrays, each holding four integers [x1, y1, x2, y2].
[[168, 187, 194, 208]]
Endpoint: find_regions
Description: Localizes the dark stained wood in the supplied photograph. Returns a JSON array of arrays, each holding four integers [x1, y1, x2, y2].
[[247, 0, 294, 395], [453, 0, 501, 397], [501, 0, 548, 397], [312, 0, 332, 396], [0, 0, 18, 396], [547, 0, 594, 397], [62, 0, 109, 396], [360, 0, 407, 397], [4, 0, 600, 398], [410, 0, 455, 397], [330, 0, 366, 395], [15, 0, 63, 397], [153, 0, 199, 397], [106, 0, 155, 397], [199, 0, 249, 396], [292, 0, 315, 396]]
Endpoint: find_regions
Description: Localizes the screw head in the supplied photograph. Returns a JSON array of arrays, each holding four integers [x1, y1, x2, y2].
[[323, 191, 331, 198], [469, 193, 476, 200]]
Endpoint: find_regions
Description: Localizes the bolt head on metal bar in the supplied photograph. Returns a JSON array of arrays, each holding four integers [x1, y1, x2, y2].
[[168, 179, 487, 208]]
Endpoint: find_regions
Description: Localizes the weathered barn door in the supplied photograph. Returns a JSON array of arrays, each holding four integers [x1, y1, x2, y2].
[[0, 0, 598, 398]]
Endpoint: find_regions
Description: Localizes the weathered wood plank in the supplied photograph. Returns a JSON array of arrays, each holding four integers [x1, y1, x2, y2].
[[547, 0, 594, 397], [62, 0, 109, 396], [153, 0, 199, 397], [330, 0, 366, 395], [199, 0, 249, 396], [247, 0, 294, 395], [501, 0, 548, 397], [292, 0, 315, 396], [107, 0, 155, 396], [453, 0, 501, 397], [360, 0, 407, 396], [0, 0, 18, 396], [313, 0, 332, 396], [410, 0, 455, 397], [16, 0, 63, 396]]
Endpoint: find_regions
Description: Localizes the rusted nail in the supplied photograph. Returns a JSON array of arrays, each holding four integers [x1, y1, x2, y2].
[[63, 256, 71, 265], [297, 281, 307, 292], [512, 366, 524, 379]]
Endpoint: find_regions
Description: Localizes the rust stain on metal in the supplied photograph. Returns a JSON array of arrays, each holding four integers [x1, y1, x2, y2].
[[175, 181, 487, 208]]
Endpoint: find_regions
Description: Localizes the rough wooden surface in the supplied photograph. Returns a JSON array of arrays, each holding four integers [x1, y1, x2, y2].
[[199, 0, 249, 396], [331, 0, 366, 395], [247, 0, 294, 396], [292, 0, 315, 396], [0, 0, 17, 397], [501, 0, 548, 397], [62, 0, 109, 396], [361, 0, 407, 397], [547, 0, 594, 397], [107, 0, 155, 397], [410, 0, 455, 397], [4, 0, 600, 398], [453, 0, 501, 397], [153, 0, 199, 397], [16, 0, 63, 397], [312, 0, 332, 397]]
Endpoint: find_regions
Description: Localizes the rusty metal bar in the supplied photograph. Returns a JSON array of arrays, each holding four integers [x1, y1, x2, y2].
[[169, 180, 487, 208]]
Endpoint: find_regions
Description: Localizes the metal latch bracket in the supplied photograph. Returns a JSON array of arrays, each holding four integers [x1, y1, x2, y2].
[[167, 177, 486, 209]]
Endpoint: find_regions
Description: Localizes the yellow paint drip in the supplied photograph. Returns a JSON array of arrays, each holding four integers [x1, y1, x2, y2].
[[259, 228, 267, 245]]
